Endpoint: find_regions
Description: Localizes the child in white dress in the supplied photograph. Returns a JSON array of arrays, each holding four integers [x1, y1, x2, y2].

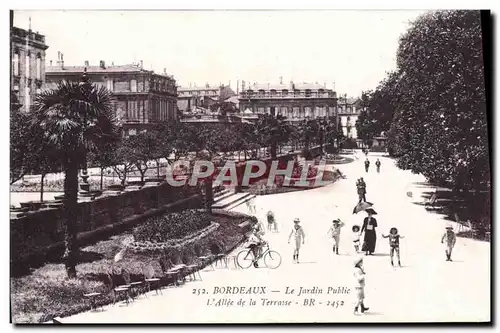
[[288, 218, 305, 263], [327, 219, 345, 255], [352, 225, 361, 253]]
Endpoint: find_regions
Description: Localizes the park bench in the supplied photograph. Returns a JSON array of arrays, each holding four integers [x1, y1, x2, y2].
[[424, 192, 439, 210]]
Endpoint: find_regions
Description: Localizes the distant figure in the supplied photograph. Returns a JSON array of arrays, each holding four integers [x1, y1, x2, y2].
[[356, 178, 367, 202], [364, 159, 370, 173], [441, 224, 457, 261], [288, 218, 305, 263], [382, 227, 404, 267], [267, 210, 276, 232], [375, 159, 381, 173], [353, 256, 369, 315], [352, 225, 361, 253], [327, 219, 345, 255]]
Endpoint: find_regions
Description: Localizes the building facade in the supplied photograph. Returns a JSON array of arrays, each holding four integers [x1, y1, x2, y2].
[[45, 60, 177, 136], [177, 84, 235, 112], [337, 96, 361, 139], [11, 26, 49, 113], [238, 82, 338, 124]]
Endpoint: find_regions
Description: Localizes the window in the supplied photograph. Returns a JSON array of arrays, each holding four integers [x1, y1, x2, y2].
[[13, 52, 19, 76], [305, 89, 311, 97], [129, 129, 137, 136], [36, 55, 41, 80], [25, 87, 30, 111], [282, 89, 288, 96], [107, 79, 114, 91], [131, 79, 137, 92], [25, 52, 31, 78]]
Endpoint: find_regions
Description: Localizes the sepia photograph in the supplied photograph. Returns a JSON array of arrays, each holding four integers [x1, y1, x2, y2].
[[8, 8, 492, 324]]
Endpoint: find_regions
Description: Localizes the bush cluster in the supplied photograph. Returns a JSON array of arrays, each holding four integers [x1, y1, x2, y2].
[[133, 209, 212, 243]]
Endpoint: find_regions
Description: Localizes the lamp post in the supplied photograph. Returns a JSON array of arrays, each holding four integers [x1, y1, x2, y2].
[[78, 67, 92, 198]]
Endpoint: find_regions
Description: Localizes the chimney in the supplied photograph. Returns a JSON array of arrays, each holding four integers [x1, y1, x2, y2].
[[242, 80, 246, 91], [279, 76, 283, 84], [205, 83, 209, 88], [56, 52, 64, 69], [140, 60, 143, 69], [163, 68, 166, 74], [84, 60, 89, 67], [111, 61, 114, 66], [237, 80, 239, 94], [49, 60, 53, 66], [99, 60, 106, 69]]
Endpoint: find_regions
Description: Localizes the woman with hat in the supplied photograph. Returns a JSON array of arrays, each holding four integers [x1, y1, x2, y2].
[[288, 218, 306, 263], [327, 218, 345, 255], [353, 256, 369, 315], [360, 210, 378, 255], [382, 227, 405, 267], [441, 224, 457, 261]]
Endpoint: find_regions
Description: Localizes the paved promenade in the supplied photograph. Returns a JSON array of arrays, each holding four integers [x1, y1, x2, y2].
[[63, 153, 490, 323]]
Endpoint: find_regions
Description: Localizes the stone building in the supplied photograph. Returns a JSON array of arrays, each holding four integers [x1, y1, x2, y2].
[[337, 96, 361, 139], [238, 81, 338, 124], [45, 60, 178, 136], [177, 84, 235, 112], [10, 24, 49, 113]]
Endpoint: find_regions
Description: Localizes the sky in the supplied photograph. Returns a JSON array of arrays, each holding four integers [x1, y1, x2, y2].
[[14, 10, 427, 97]]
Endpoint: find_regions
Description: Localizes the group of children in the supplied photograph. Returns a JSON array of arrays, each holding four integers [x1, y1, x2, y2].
[[326, 218, 458, 265]]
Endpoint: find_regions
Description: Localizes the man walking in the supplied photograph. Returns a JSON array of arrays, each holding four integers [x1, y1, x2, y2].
[[364, 159, 370, 173], [356, 178, 367, 202]]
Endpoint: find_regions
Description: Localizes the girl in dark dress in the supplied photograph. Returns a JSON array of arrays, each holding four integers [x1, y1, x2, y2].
[[361, 212, 377, 255]]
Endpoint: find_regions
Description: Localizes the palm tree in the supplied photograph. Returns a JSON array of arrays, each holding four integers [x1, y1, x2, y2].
[[32, 72, 118, 278]]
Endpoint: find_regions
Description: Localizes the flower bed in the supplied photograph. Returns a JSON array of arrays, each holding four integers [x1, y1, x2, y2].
[[127, 222, 220, 254], [133, 209, 212, 243]]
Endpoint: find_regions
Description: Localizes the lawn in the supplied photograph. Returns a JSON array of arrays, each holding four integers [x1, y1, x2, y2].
[[10, 209, 252, 323]]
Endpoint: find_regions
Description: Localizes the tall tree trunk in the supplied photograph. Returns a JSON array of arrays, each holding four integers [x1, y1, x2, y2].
[[62, 157, 79, 279], [270, 142, 277, 160], [40, 172, 46, 202], [204, 179, 213, 213], [100, 167, 104, 190]]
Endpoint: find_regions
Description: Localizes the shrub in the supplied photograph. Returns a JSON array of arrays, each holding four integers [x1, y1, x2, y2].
[[133, 209, 212, 243]]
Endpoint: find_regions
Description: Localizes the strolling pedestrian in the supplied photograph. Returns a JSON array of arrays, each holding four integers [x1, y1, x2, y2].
[[288, 218, 305, 263], [361, 211, 378, 255], [364, 159, 370, 173], [327, 219, 345, 255], [356, 178, 367, 202], [353, 256, 370, 315], [267, 210, 275, 232], [375, 159, 381, 173], [382, 227, 404, 267], [441, 224, 457, 261], [352, 225, 361, 253]]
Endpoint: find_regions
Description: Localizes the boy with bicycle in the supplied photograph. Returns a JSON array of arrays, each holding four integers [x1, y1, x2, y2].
[[247, 225, 266, 268]]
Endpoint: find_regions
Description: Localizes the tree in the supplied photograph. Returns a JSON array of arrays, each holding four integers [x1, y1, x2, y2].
[[111, 141, 136, 186], [10, 93, 33, 185], [32, 76, 119, 278], [388, 11, 489, 192], [254, 114, 291, 159], [87, 141, 117, 190]]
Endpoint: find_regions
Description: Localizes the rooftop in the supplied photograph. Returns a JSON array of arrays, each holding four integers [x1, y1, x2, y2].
[[178, 86, 221, 92], [46, 64, 174, 79], [245, 82, 332, 91]]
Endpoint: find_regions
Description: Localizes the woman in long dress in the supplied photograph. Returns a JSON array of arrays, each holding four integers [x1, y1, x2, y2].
[[360, 211, 378, 255], [288, 218, 305, 263]]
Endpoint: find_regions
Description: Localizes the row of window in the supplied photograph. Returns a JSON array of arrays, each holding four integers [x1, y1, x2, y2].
[[105, 78, 174, 93], [12, 52, 42, 80]]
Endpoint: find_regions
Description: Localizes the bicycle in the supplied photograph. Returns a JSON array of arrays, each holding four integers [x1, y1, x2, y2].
[[236, 242, 282, 269]]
